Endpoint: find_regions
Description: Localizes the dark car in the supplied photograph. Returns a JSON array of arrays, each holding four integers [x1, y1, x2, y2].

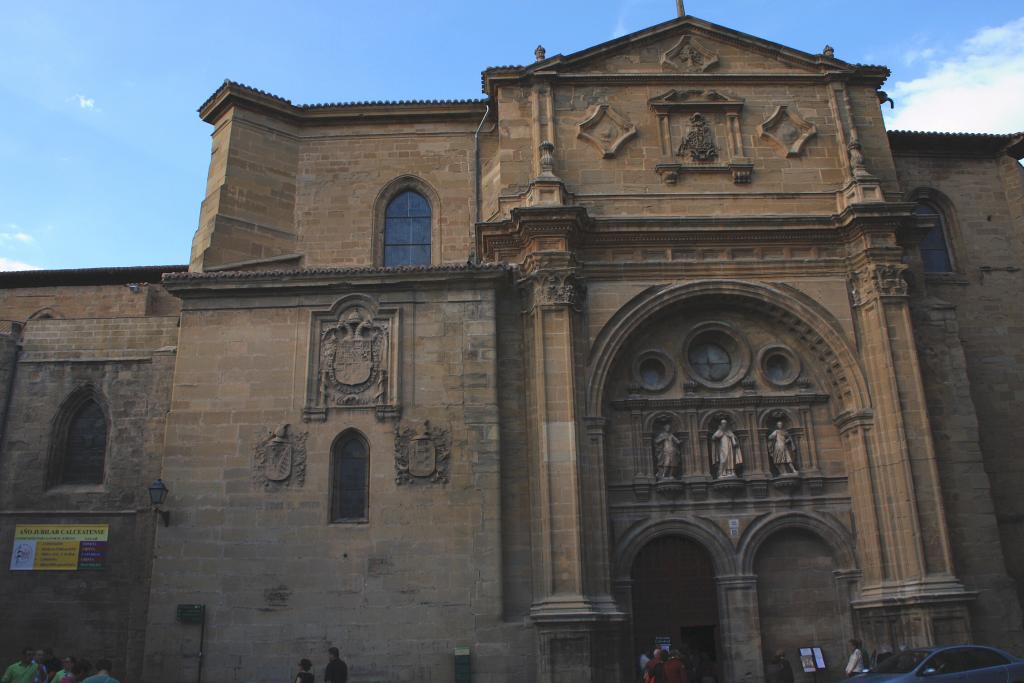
[[855, 646, 1024, 683]]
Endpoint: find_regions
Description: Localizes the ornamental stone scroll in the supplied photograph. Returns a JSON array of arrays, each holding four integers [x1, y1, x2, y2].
[[303, 295, 400, 422]]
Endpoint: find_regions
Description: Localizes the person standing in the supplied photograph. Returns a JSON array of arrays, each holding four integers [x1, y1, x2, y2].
[[643, 648, 667, 683], [294, 659, 314, 683], [845, 640, 865, 677], [49, 658, 76, 683], [775, 650, 794, 683], [664, 649, 688, 683], [324, 647, 347, 683], [2, 648, 39, 683], [81, 659, 119, 683]]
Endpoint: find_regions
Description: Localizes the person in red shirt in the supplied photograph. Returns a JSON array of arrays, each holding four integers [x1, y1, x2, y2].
[[664, 649, 689, 683]]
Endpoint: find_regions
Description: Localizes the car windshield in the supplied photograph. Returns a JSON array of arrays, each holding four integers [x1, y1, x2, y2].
[[874, 651, 931, 674]]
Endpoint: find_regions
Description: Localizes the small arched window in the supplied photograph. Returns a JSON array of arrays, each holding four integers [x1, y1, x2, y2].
[[913, 202, 953, 273], [384, 191, 431, 267], [53, 395, 108, 485], [330, 432, 369, 522]]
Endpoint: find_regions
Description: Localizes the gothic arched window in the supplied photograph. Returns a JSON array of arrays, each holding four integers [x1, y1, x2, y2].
[[330, 431, 369, 522], [51, 390, 108, 486], [913, 201, 953, 273], [383, 191, 431, 267]]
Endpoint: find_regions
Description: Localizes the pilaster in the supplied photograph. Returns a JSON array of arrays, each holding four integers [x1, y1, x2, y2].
[[841, 210, 974, 638], [515, 206, 623, 682], [716, 575, 765, 683]]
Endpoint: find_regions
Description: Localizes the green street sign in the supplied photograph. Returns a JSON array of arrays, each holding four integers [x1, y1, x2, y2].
[[176, 603, 205, 624]]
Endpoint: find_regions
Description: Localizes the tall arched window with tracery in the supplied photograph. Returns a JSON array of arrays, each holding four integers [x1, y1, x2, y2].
[[913, 201, 954, 273], [383, 191, 431, 266], [50, 389, 108, 486], [330, 431, 369, 522]]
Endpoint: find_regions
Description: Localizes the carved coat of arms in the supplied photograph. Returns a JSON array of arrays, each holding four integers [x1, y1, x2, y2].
[[253, 424, 308, 489], [679, 113, 718, 162], [394, 420, 451, 485], [320, 308, 389, 406]]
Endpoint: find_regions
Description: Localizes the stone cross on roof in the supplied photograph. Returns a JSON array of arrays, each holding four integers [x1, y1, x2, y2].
[[677, 0, 685, 16]]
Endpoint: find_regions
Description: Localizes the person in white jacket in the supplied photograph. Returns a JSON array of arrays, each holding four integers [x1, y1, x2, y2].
[[845, 639, 865, 677]]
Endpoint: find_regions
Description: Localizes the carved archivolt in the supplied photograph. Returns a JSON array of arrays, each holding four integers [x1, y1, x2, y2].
[[394, 420, 451, 485], [757, 105, 817, 158], [661, 35, 719, 73], [253, 424, 308, 490], [304, 295, 399, 422], [576, 104, 637, 159]]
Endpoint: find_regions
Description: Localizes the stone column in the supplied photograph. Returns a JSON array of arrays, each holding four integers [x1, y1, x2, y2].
[[844, 214, 973, 638], [716, 575, 765, 683], [519, 252, 624, 682]]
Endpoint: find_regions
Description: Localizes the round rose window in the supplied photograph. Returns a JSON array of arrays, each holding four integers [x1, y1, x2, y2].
[[688, 343, 732, 382]]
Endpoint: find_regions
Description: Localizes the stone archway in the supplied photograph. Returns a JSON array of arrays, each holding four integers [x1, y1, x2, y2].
[[631, 536, 722, 680], [742, 516, 858, 683]]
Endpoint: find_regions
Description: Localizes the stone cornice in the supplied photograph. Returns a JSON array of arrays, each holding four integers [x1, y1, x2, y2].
[[478, 203, 921, 262], [199, 80, 489, 126], [162, 263, 512, 298]]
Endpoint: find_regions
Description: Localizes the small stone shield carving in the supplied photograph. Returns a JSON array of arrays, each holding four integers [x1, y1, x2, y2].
[[334, 336, 373, 385], [395, 420, 451, 485], [253, 424, 308, 489]]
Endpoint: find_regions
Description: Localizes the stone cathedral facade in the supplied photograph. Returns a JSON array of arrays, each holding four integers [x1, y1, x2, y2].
[[2, 12, 1024, 683]]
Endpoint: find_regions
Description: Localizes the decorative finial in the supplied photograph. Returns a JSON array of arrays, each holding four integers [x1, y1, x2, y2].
[[823, 45, 835, 58], [676, 0, 685, 17], [535, 45, 546, 62], [539, 141, 556, 178]]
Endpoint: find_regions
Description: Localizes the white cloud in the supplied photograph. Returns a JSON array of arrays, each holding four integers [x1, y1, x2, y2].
[[0, 257, 41, 271], [902, 47, 936, 66], [75, 94, 95, 109], [0, 226, 33, 243], [887, 17, 1024, 133]]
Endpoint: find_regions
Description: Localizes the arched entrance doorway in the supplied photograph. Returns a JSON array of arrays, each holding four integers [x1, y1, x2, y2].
[[755, 529, 847, 682], [631, 536, 720, 676]]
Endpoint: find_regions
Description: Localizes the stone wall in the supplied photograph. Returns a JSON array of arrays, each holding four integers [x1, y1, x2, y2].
[[0, 312, 178, 682], [143, 273, 533, 683], [894, 150, 1024, 623]]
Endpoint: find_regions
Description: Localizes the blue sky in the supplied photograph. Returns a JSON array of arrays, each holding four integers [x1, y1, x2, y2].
[[1, 0, 1022, 271]]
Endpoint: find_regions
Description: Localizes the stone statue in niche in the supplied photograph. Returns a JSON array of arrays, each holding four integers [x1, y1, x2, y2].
[[252, 424, 308, 490], [679, 113, 718, 162], [653, 423, 682, 479], [767, 420, 798, 475], [712, 418, 743, 478]]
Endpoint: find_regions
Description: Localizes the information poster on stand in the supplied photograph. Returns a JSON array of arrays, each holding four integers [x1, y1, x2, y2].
[[9, 524, 109, 571]]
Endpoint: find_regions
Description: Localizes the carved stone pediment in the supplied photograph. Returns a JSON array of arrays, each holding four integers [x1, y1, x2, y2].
[[661, 35, 719, 73], [303, 295, 399, 422], [576, 104, 637, 159], [648, 89, 744, 114], [757, 105, 817, 158], [253, 424, 308, 490], [395, 420, 451, 485]]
